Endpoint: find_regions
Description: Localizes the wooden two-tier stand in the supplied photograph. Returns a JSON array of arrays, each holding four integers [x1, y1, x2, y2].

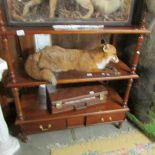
[[0, 9, 150, 139]]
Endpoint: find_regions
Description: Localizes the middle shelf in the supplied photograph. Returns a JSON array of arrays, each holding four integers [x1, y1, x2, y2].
[[7, 59, 139, 88]]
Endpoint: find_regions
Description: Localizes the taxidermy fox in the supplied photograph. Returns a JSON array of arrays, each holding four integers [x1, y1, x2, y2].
[[23, 0, 122, 18], [25, 44, 119, 85]]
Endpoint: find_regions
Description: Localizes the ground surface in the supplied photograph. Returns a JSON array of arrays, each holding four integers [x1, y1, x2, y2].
[[14, 120, 139, 155]]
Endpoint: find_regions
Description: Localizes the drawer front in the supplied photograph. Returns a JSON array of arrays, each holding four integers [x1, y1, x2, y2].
[[67, 116, 84, 128], [87, 112, 126, 125], [20, 119, 66, 134]]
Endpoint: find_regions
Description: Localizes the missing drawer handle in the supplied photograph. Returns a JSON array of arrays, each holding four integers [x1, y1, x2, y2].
[[39, 124, 52, 131], [101, 117, 104, 122]]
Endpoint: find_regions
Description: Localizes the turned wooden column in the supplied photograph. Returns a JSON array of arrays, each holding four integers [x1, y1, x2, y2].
[[123, 9, 146, 107], [123, 79, 134, 107], [2, 35, 24, 120], [131, 34, 144, 74], [123, 34, 144, 107], [0, 11, 16, 83], [0, 10, 23, 120], [2, 37, 17, 83], [12, 88, 24, 120]]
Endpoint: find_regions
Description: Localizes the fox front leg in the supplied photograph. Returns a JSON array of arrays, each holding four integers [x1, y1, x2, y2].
[[76, 0, 94, 18], [23, 0, 42, 16], [40, 69, 57, 85]]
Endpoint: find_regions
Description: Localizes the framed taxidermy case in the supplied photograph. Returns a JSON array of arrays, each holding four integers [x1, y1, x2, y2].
[[2, 0, 138, 27]]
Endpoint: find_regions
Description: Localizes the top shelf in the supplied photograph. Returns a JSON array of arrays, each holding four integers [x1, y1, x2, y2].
[[0, 26, 150, 36], [0, 0, 150, 35]]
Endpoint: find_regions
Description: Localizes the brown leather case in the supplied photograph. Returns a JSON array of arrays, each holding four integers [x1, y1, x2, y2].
[[47, 83, 108, 114]]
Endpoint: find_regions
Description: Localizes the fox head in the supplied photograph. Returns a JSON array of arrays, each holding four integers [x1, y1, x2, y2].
[[103, 43, 119, 63]]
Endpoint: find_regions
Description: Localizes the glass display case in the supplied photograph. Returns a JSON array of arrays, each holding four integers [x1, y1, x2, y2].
[[2, 0, 136, 26]]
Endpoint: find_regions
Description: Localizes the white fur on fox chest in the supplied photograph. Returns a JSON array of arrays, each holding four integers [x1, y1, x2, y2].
[[96, 58, 111, 70]]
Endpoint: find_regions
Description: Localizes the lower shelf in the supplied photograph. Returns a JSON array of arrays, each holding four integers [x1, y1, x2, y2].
[[16, 86, 129, 135]]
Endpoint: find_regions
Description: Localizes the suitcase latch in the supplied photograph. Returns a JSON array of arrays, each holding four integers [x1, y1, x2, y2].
[[56, 101, 63, 109]]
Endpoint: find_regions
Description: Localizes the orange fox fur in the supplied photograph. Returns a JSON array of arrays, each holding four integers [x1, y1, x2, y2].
[[25, 44, 119, 85]]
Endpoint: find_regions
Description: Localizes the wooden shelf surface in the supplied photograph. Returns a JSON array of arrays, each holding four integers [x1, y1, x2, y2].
[[16, 86, 129, 125], [0, 26, 150, 35], [7, 60, 139, 88]]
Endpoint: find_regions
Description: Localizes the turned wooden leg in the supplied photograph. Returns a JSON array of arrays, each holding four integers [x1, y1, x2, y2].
[[123, 34, 144, 107], [118, 122, 124, 129], [123, 79, 134, 107], [12, 88, 24, 120], [18, 132, 28, 143]]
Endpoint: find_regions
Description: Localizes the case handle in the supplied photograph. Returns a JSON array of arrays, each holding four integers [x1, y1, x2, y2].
[[74, 103, 87, 110]]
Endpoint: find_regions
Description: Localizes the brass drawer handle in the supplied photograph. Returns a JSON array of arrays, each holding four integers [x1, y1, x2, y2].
[[56, 101, 63, 109], [39, 124, 52, 131], [100, 94, 105, 101], [109, 117, 112, 121], [101, 117, 104, 122]]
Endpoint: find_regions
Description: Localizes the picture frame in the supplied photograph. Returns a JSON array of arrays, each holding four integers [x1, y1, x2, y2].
[[2, 0, 141, 27]]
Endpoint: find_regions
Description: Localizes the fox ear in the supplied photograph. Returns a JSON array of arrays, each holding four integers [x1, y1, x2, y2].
[[103, 44, 109, 52]]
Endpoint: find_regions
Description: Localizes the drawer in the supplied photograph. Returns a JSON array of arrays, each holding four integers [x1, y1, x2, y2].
[[87, 112, 126, 125], [20, 119, 66, 135], [67, 116, 84, 128]]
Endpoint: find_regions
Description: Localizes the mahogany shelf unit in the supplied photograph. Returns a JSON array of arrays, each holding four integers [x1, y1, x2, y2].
[[0, 2, 150, 139]]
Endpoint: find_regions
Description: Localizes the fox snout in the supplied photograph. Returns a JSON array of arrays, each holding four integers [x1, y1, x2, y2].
[[112, 56, 119, 63]]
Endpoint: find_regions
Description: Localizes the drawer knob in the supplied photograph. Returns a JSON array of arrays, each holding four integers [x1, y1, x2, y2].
[[109, 117, 112, 121], [39, 124, 52, 131], [101, 117, 104, 122]]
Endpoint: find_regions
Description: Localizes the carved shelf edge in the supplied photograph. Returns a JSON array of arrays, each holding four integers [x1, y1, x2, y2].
[[6, 59, 139, 88], [0, 26, 150, 36], [16, 86, 129, 125]]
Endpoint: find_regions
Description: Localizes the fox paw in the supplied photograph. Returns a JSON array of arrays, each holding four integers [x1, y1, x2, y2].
[[51, 78, 57, 86]]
